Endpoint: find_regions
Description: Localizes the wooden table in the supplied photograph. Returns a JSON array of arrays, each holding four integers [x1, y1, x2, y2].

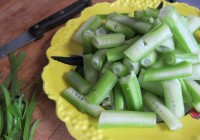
[[0, 0, 114, 139]]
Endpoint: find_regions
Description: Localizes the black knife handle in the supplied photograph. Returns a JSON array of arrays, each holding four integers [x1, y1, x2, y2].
[[28, 0, 92, 39]]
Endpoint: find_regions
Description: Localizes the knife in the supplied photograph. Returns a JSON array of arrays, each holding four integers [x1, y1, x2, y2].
[[51, 55, 84, 76], [51, 55, 83, 66], [0, 0, 92, 58]]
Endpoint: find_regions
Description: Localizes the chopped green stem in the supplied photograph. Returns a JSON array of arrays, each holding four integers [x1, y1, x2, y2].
[[110, 14, 153, 34], [193, 102, 200, 112], [124, 35, 141, 45], [105, 20, 135, 38], [93, 33, 125, 49], [83, 54, 98, 86], [62, 87, 87, 112], [179, 79, 193, 103], [156, 37, 175, 53], [123, 58, 140, 75], [162, 79, 185, 117], [143, 104, 163, 123], [98, 13, 129, 20], [184, 103, 193, 113], [182, 16, 188, 24], [96, 25, 108, 35], [153, 18, 162, 27], [140, 51, 157, 68], [87, 70, 118, 104], [134, 11, 146, 18], [99, 61, 111, 77], [98, 110, 156, 128], [124, 24, 173, 61], [106, 35, 141, 62], [64, 69, 91, 95], [0, 85, 13, 136], [73, 15, 102, 43], [143, 92, 183, 130], [183, 63, 200, 80], [107, 12, 118, 20], [184, 80, 200, 112], [184, 80, 200, 103], [138, 69, 164, 97], [110, 62, 129, 77], [119, 71, 143, 111], [187, 15, 200, 33], [134, 11, 150, 22], [101, 91, 114, 110], [163, 51, 200, 65], [62, 87, 102, 117], [91, 49, 107, 71], [146, 7, 160, 18], [159, 5, 199, 53], [144, 62, 192, 81], [81, 29, 96, 54], [85, 103, 104, 117], [113, 84, 125, 110], [151, 56, 165, 68], [106, 44, 129, 62]]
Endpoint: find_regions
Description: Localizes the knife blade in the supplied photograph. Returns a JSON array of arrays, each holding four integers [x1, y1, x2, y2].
[[51, 55, 83, 66], [156, 1, 163, 9], [0, 0, 91, 58], [51, 55, 84, 76]]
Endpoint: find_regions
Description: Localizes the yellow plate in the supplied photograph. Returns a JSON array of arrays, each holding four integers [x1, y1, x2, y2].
[[42, 0, 200, 140]]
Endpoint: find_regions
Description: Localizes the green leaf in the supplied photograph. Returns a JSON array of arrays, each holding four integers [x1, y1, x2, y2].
[[9, 52, 26, 98], [2, 73, 11, 89], [9, 52, 26, 75], [23, 84, 41, 140], [14, 117, 22, 131], [22, 81, 39, 120], [16, 95, 25, 117], [0, 105, 4, 137], [4, 135, 13, 140], [22, 99, 28, 120], [11, 80, 24, 99], [0, 85, 13, 136], [0, 52, 40, 139], [10, 127, 22, 140], [29, 120, 40, 140], [7, 105, 18, 119], [7, 101, 23, 130], [0, 74, 11, 102]]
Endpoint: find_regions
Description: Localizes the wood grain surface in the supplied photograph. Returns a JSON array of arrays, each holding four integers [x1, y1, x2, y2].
[[0, 0, 114, 139]]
